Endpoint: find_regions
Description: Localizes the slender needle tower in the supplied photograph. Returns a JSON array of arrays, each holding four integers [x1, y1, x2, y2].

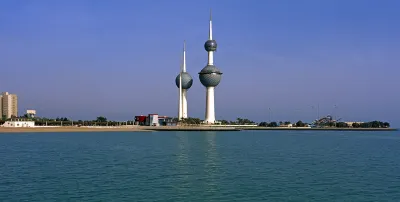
[[199, 9, 222, 124], [176, 41, 193, 120]]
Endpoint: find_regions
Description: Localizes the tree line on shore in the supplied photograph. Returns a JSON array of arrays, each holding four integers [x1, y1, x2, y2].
[[258, 120, 390, 128], [0, 115, 391, 128], [174, 118, 391, 128], [173, 117, 257, 126]]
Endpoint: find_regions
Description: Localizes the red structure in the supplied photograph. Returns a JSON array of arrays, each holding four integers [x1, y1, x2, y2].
[[134, 114, 177, 126], [134, 115, 147, 125]]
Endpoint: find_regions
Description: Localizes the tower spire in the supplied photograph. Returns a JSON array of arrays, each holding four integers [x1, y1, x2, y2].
[[183, 40, 186, 72], [209, 8, 212, 40]]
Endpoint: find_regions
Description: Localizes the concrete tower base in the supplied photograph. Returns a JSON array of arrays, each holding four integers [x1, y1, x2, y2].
[[204, 87, 216, 124], [182, 89, 188, 118]]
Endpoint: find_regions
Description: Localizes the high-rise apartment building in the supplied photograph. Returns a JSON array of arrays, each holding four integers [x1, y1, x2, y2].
[[1, 92, 18, 119]]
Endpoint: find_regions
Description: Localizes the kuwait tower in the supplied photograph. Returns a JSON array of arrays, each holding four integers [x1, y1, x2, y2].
[[199, 9, 222, 124], [175, 41, 193, 120]]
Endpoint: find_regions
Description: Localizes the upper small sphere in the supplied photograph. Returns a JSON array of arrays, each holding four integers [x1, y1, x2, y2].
[[175, 72, 193, 89], [198, 65, 222, 87], [204, 40, 217, 52]]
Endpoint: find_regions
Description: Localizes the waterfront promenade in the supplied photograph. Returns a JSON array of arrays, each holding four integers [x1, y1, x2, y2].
[[235, 127, 398, 131], [0, 125, 396, 133], [0, 126, 150, 133]]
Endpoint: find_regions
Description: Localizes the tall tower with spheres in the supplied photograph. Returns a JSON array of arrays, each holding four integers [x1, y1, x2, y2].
[[176, 41, 193, 120], [199, 9, 222, 124]]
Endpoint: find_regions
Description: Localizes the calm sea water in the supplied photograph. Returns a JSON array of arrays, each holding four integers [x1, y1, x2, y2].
[[0, 131, 399, 201]]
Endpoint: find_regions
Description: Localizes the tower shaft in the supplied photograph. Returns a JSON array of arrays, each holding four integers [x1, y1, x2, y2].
[[208, 52, 214, 65], [205, 87, 215, 123], [182, 89, 188, 118], [178, 72, 183, 120]]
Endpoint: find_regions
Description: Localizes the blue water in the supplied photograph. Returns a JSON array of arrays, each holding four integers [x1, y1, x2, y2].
[[0, 131, 399, 201]]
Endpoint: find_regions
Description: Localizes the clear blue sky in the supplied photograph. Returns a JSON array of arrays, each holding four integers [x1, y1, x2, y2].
[[1, 0, 399, 125]]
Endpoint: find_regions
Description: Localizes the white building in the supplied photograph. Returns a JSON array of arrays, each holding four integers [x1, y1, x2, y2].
[[2, 120, 35, 127], [279, 124, 293, 128], [145, 114, 159, 126], [26, 110, 36, 118]]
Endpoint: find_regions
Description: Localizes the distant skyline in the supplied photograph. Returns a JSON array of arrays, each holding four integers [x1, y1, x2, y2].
[[1, 0, 399, 126]]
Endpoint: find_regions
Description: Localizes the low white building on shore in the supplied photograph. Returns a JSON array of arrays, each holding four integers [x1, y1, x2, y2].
[[2, 120, 35, 127], [279, 124, 293, 128]]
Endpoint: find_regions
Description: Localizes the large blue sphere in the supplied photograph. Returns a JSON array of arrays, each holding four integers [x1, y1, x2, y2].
[[175, 72, 193, 89], [204, 40, 217, 52], [199, 65, 222, 87]]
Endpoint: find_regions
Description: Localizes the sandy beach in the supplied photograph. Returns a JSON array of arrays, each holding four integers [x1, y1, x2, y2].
[[0, 126, 151, 133], [0, 126, 241, 133]]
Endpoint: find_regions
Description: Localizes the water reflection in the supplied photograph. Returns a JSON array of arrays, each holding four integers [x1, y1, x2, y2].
[[204, 131, 220, 195], [176, 132, 189, 173], [173, 132, 191, 196], [173, 131, 221, 198]]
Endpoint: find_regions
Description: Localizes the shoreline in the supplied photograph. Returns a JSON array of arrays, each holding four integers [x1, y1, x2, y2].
[[0, 126, 397, 133], [237, 127, 398, 131], [0, 126, 152, 133], [144, 126, 240, 131], [145, 126, 397, 131]]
